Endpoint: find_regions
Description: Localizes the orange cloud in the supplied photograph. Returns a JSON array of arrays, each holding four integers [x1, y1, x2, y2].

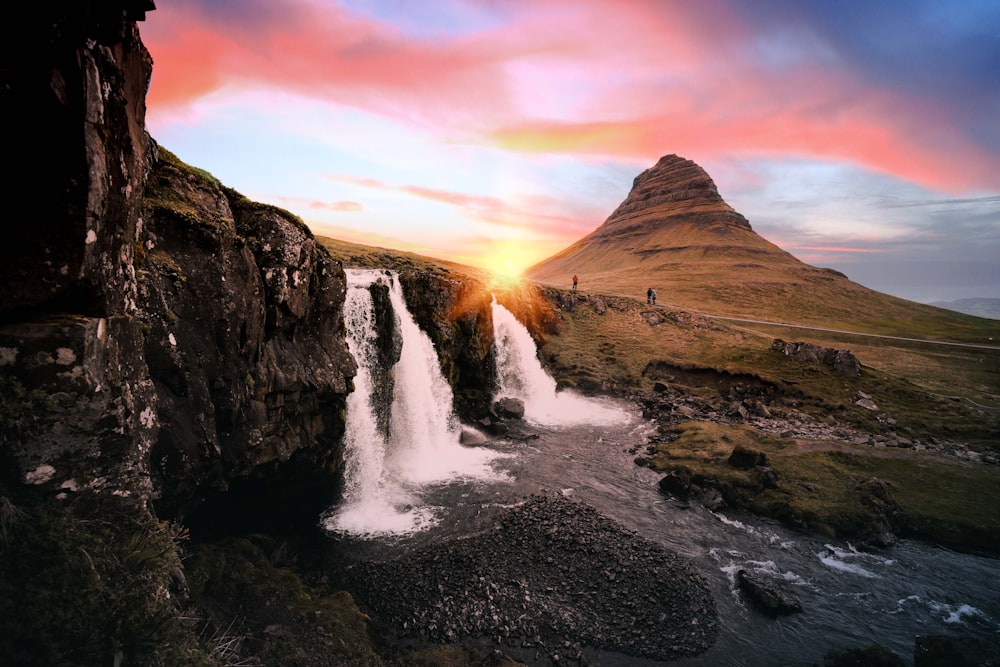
[[327, 173, 597, 238]]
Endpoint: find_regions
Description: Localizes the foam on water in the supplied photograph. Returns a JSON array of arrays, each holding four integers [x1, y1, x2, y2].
[[324, 269, 507, 538], [491, 299, 630, 427]]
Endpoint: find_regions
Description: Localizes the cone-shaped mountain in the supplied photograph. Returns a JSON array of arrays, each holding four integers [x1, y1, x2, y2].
[[526, 154, 943, 326]]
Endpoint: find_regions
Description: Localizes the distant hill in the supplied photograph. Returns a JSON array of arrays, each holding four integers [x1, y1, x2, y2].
[[930, 298, 1000, 320], [525, 155, 989, 335]]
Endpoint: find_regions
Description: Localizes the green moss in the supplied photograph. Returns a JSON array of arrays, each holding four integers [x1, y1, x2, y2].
[[0, 375, 52, 440], [651, 425, 1000, 551], [158, 147, 222, 189], [184, 536, 382, 666], [0, 492, 214, 666]]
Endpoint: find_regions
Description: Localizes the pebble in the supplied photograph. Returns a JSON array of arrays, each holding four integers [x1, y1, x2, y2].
[[344, 494, 718, 662]]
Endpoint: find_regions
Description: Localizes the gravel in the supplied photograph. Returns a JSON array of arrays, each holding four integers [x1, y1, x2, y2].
[[344, 493, 718, 663]]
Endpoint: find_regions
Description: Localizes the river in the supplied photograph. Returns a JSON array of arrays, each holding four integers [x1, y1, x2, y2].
[[321, 271, 1000, 666]]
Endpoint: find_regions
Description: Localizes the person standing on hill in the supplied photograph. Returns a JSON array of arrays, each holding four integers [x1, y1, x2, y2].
[[646, 287, 653, 304], [572, 274, 579, 290], [651, 289, 657, 305]]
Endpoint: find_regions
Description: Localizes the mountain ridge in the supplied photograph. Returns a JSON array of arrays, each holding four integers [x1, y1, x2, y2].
[[526, 154, 976, 332]]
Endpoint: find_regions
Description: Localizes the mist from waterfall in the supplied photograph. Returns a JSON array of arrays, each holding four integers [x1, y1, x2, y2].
[[491, 298, 629, 427], [324, 269, 504, 539]]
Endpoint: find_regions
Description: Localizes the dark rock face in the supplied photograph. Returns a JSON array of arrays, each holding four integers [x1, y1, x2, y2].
[[727, 444, 768, 470], [397, 271, 496, 420], [1, 3, 159, 499], [0, 4, 354, 529], [367, 279, 402, 439], [138, 164, 355, 524], [605, 154, 752, 230]]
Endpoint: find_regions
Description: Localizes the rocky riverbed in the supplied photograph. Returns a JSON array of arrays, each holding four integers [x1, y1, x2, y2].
[[342, 494, 718, 664]]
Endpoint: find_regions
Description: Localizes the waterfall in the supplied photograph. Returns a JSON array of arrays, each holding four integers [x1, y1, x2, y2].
[[324, 269, 503, 538], [491, 299, 628, 426]]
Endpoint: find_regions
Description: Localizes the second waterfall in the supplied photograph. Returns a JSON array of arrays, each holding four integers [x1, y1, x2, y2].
[[324, 269, 503, 538]]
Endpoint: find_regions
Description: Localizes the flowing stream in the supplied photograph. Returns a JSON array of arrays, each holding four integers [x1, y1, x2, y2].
[[323, 275, 1000, 666]]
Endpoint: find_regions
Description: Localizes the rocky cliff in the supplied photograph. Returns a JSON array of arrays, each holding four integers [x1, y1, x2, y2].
[[0, 3, 354, 530]]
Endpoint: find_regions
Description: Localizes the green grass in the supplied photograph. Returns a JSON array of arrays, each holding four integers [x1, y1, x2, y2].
[[646, 423, 1000, 552]]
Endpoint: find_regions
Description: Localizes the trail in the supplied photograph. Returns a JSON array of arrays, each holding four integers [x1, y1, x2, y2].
[[701, 312, 1000, 351]]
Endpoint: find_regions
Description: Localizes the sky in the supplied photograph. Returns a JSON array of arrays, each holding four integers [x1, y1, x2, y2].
[[140, 0, 1000, 304]]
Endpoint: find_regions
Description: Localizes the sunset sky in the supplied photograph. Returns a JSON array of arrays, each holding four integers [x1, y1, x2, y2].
[[141, 0, 1000, 304]]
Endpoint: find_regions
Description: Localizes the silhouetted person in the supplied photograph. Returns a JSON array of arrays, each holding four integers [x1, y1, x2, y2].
[[646, 287, 653, 304], [572, 274, 579, 290]]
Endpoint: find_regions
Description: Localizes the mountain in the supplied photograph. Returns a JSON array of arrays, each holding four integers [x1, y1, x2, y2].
[[930, 298, 1000, 320], [526, 155, 970, 330]]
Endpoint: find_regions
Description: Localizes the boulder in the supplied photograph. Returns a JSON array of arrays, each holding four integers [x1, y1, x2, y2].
[[822, 643, 905, 667], [728, 444, 767, 469], [771, 339, 861, 377], [658, 465, 693, 497], [459, 426, 489, 446], [736, 569, 802, 616], [493, 397, 526, 420]]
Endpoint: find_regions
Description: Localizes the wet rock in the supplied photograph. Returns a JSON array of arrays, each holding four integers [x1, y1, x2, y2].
[[657, 465, 693, 497], [822, 642, 905, 666], [460, 426, 490, 446], [736, 569, 802, 616], [494, 397, 526, 420], [914, 634, 1000, 667], [749, 466, 780, 489]]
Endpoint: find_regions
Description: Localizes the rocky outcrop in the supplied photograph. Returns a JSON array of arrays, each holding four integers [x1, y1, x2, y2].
[[602, 154, 751, 231], [771, 339, 862, 377], [396, 270, 497, 420], [1, 2, 160, 500], [138, 157, 355, 524], [0, 4, 354, 529]]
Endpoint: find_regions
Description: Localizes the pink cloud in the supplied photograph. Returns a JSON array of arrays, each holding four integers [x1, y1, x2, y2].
[[795, 246, 888, 254], [142, 0, 999, 200]]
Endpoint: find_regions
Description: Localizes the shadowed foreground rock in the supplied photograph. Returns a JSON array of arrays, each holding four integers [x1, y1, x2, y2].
[[345, 494, 718, 663]]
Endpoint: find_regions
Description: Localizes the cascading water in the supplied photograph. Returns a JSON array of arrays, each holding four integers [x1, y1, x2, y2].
[[327, 286, 1000, 665], [491, 298, 627, 426], [324, 269, 504, 538]]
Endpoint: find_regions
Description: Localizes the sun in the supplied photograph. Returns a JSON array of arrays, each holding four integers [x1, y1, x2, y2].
[[478, 244, 534, 289]]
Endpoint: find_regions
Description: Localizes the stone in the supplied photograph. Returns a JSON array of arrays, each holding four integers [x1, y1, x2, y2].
[[657, 466, 693, 497], [460, 426, 489, 446], [727, 444, 767, 469], [771, 340, 860, 376], [822, 643, 905, 667], [494, 397, 526, 420], [736, 569, 802, 616]]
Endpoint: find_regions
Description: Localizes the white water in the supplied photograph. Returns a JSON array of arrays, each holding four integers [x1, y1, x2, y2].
[[324, 269, 505, 538], [491, 299, 628, 426], [326, 284, 1000, 664]]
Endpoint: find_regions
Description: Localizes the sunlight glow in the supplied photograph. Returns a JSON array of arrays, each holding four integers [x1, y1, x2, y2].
[[478, 240, 537, 288]]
